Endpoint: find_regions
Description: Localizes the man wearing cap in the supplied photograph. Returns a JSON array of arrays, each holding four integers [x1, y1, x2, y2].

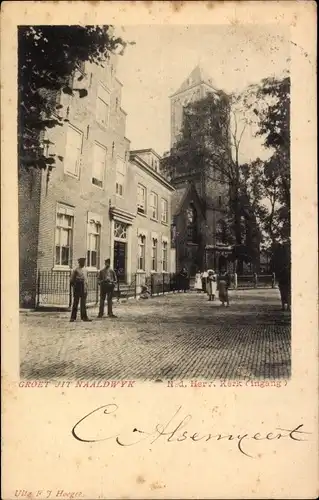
[[70, 257, 92, 322], [98, 258, 118, 318]]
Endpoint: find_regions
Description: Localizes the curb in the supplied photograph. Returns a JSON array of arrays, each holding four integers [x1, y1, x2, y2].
[[21, 289, 198, 313]]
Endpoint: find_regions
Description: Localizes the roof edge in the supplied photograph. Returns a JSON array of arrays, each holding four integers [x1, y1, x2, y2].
[[129, 154, 175, 192], [169, 79, 219, 99], [130, 148, 162, 160]]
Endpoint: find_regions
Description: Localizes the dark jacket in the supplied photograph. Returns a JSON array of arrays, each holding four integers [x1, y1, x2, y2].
[[179, 268, 188, 278]]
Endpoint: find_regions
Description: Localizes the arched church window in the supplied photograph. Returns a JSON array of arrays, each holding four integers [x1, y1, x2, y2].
[[216, 219, 228, 245], [186, 204, 197, 243]]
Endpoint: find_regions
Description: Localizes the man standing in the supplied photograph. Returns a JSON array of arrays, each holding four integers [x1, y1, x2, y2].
[[277, 266, 291, 311], [98, 258, 118, 318], [70, 257, 92, 322]]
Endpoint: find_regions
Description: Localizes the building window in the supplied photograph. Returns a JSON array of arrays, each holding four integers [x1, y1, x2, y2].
[[161, 198, 168, 224], [92, 142, 106, 187], [149, 192, 158, 220], [151, 238, 158, 272], [87, 219, 101, 268], [137, 184, 146, 215], [137, 235, 146, 270], [186, 204, 197, 243], [114, 221, 127, 240], [171, 224, 177, 247], [162, 240, 168, 272], [216, 220, 227, 245], [96, 84, 110, 127], [64, 125, 82, 177], [115, 157, 126, 196], [55, 206, 74, 267]]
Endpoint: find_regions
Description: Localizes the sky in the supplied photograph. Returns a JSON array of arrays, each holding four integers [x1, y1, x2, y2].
[[115, 24, 290, 162]]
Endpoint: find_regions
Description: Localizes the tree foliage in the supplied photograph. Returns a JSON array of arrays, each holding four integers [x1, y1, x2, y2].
[[162, 92, 231, 182], [18, 25, 130, 171], [244, 75, 290, 245], [162, 74, 290, 271], [161, 91, 262, 269]]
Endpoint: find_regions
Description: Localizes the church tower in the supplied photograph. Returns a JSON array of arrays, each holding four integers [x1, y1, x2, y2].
[[170, 65, 220, 147], [168, 66, 234, 274]]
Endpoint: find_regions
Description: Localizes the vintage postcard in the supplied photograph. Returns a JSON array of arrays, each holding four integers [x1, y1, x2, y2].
[[1, 1, 318, 498]]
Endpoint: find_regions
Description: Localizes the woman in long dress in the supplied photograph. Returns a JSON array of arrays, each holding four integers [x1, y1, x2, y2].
[[194, 270, 202, 293], [207, 269, 217, 301], [217, 268, 230, 307]]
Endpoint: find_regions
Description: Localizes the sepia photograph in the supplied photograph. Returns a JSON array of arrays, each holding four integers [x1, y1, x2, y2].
[[2, 2, 318, 499], [18, 23, 291, 382]]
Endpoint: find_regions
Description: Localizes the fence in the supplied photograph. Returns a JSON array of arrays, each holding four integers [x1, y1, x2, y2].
[[114, 272, 190, 300], [231, 273, 275, 289], [36, 270, 189, 308], [35, 270, 276, 308], [36, 270, 99, 308]]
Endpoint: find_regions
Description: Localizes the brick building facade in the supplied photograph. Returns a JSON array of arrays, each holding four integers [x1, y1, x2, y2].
[[108, 148, 175, 286], [19, 55, 174, 307]]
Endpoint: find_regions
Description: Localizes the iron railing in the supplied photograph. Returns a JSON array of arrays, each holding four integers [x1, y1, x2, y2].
[[116, 272, 190, 300], [36, 270, 99, 308], [35, 270, 276, 308], [231, 273, 276, 289], [36, 270, 189, 308]]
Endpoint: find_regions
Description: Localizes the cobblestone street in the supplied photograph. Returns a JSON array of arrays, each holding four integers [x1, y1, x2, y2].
[[20, 288, 291, 381]]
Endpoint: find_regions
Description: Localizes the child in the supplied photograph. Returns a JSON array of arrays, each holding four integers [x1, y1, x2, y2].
[[194, 270, 203, 293], [140, 284, 150, 299]]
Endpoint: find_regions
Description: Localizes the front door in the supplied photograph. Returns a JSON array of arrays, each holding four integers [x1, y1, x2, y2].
[[114, 241, 126, 282]]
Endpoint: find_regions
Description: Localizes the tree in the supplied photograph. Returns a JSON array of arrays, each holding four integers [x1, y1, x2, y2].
[[161, 91, 261, 271], [244, 75, 290, 244], [162, 91, 231, 184], [18, 25, 131, 172], [237, 75, 291, 275]]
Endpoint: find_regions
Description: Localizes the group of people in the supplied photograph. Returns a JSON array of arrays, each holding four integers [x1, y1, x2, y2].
[[70, 257, 291, 320], [70, 257, 117, 322], [194, 268, 231, 307], [70, 259, 232, 321]]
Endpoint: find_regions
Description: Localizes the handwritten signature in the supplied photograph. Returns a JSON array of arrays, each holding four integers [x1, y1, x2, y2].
[[71, 404, 311, 458]]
